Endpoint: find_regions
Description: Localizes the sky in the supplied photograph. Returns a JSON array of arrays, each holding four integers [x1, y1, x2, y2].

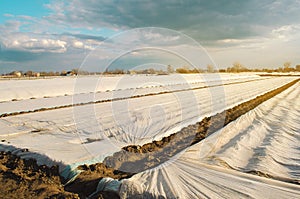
[[1, 0, 300, 73]]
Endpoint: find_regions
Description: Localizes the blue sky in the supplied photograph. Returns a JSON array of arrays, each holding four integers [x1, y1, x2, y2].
[[0, 0, 50, 22], [1, 0, 300, 73]]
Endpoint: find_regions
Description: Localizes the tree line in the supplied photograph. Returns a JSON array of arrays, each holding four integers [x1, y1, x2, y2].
[[2, 62, 300, 77], [175, 62, 300, 73]]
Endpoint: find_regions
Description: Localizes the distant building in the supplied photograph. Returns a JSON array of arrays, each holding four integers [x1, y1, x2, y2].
[[66, 71, 76, 76], [14, 71, 22, 77], [129, 70, 137, 75]]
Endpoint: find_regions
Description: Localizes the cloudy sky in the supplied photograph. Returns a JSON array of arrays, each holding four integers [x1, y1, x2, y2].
[[1, 0, 300, 73]]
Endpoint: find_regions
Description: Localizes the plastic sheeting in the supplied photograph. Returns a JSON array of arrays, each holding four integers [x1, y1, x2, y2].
[[87, 177, 122, 198], [96, 177, 122, 192]]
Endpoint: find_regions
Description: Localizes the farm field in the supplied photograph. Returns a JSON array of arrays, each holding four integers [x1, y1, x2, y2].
[[2, 1, 300, 198], [119, 79, 300, 198], [0, 74, 299, 198], [0, 73, 263, 114]]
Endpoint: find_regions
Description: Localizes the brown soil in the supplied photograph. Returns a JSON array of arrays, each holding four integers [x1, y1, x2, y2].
[[0, 151, 121, 198], [258, 74, 300, 77], [64, 163, 133, 198], [0, 151, 78, 199]]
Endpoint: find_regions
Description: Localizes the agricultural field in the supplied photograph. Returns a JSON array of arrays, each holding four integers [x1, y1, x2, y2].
[[2, 0, 300, 198], [120, 77, 300, 198], [0, 73, 299, 198]]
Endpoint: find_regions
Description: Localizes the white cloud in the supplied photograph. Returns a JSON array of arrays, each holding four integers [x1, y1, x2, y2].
[[215, 37, 269, 49], [72, 40, 84, 48], [3, 13, 14, 17], [0, 20, 21, 33], [271, 24, 300, 41], [130, 51, 140, 56], [2, 34, 67, 53], [0, 21, 101, 53], [43, 0, 300, 41], [71, 40, 96, 50], [217, 39, 243, 44]]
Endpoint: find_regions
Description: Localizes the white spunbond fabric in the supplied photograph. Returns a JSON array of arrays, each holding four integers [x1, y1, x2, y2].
[[0, 74, 264, 115], [199, 81, 300, 183], [120, 160, 300, 199], [0, 76, 298, 181], [0, 73, 260, 102], [119, 82, 300, 198]]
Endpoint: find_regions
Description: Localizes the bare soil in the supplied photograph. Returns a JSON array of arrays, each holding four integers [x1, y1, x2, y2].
[[0, 151, 78, 199]]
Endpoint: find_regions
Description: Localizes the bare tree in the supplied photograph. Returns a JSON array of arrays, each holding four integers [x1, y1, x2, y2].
[[284, 62, 291, 68], [167, 65, 174, 74], [233, 62, 243, 71], [207, 64, 214, 73], [283, 61, 291, 72]]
